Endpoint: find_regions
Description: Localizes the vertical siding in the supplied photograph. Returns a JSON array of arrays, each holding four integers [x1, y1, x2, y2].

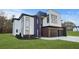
[[23, 16, 34, 35], [47, 10, 61, 27], [43, 17, 50, 26], [38, 17, 41, 37], [34, 16, 38, 37], [21, 16, 24, 37], [12, 20, 21, 36], [24, 16, 29, 35], [29, 17, 34, 35], [12, 20, 15, 35], [34, 16, 41, 37]]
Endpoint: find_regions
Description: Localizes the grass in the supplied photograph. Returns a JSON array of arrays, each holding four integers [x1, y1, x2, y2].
[[0, 33, 79, 49], [67, 31, 79, 36]]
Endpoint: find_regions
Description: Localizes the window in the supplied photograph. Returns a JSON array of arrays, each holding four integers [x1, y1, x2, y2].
[[37, 19, 38, 24], [25, 16, 30, 30], [25, 16, 30, 35], [47, 15, 49, 23], [16, 29, 18, 33], [51, 15, 57, 23]]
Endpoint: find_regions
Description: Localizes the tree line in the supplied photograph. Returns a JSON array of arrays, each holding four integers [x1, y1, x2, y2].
[[0, 11, 12, 33]]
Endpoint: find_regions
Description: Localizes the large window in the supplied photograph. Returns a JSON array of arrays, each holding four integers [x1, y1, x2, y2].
[[25, 16, 30, 34], [25, 16, 30, 27], [47, 15, 49, 23], [51, 15, 57, 23]]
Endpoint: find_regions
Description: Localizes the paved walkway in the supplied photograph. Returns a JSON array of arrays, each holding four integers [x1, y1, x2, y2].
[[40, 36, 79, 42]]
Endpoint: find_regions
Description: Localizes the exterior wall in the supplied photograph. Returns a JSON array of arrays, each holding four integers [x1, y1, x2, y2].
[[48, 10, 61, 27], [43, 17, 50, 26], [41, 27, 49, 37], [41, 27, 66, 37], [37, 17, 41, 37], [24, 16, 29, 35], [29, 17, 34, 35], [21, 16, 24, 37], [12, 20, 21, 36], [21, 16, 34, 37], [34, 16, 38, 37], [43, 10, 61, 27], [34, 16, 41, 37]]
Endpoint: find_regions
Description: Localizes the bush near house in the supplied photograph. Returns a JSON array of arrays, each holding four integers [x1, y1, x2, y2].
[[0, 33, 79, 49]]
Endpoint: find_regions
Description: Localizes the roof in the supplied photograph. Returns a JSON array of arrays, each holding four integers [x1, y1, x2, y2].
[[42, 26, 63, 28], [37, 11, 47, 17], [12, 18, 19, 22], [12, 11, 48, 22], [19, 13, 35, 19], [12, 13, 35, 22]]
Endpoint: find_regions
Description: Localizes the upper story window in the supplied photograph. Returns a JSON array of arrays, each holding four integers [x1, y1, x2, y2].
[[25, 16, 30, 27], [37, 19, 38, 24], [51, 15, 57, 23], [47, 15, 49, 23]]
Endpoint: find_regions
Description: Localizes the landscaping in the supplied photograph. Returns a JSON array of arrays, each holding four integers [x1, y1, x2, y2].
[[0, 34, 79, 49], [67, 31, 79, 36]]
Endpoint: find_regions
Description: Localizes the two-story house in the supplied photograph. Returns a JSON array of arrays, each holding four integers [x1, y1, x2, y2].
[[12, 9, 66, 38]]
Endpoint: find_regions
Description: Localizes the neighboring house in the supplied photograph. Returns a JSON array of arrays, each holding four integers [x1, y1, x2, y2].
[[73, 26, 79, 31], [12, 9, 66, 38], [62, 21, 76, 31]]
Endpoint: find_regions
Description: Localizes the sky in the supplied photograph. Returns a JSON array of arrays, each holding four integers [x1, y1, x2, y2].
[[0, 9, 79, 26]]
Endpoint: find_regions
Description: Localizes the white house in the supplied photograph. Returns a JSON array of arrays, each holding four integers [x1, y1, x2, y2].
[[12, 9, 66, 38], [43, 9, 61, 27], [20, 14, 34, 38]]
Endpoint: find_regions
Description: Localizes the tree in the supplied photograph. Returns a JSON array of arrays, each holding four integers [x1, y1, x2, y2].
[[2, 20, 12, 33], [62, 21, 76, 31], [0, 11, 12, 33], [0, 11, 6, 32]]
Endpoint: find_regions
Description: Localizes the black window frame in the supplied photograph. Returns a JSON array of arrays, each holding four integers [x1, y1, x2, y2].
[[47, 15, 49, 23]]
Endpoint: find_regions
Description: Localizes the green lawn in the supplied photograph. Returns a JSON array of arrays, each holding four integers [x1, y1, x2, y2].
[[67, 31, 79, 36], [0, 34, 79, 49]]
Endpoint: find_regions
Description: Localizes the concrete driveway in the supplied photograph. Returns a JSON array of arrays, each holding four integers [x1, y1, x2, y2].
[[40, 36, 79, 42]]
